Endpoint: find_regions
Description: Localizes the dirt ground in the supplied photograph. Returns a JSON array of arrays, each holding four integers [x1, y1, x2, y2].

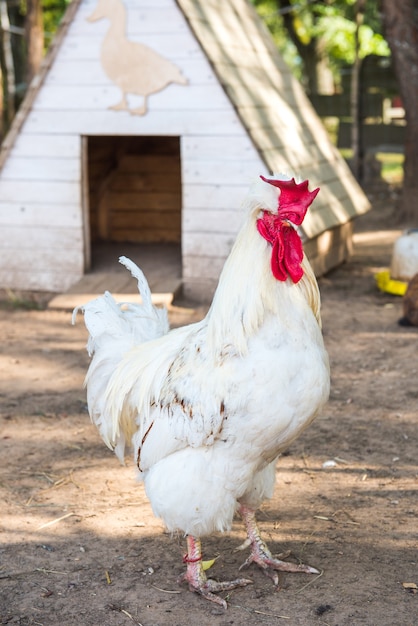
[[0, 188, 417, 626]]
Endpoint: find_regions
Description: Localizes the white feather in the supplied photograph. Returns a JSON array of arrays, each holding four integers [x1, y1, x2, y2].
[[76, 175, 330, 537], [73, 258, 169, 459]]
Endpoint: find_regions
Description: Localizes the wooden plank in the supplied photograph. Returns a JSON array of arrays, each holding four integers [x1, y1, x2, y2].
[[47, 57, 217, 86], [0, 246, 83, 272], [107, 191, 181, 210], [47, 59, 112, 85], [110, 229, 181, 243], [183, 232, 235, 257], [0, 180, 79, 203], [87, 136, 117, 156], [57, 33, 202, 61], [80, 0, 177, 10], [182, 279, 217, 303], [81, 135, 91, 271], [183, 254, 227, 280], [117, 154, 181, 173], [0, 203, 82, 227], [34, 83, 230, 111], [114, 135, 180, 154], [111, 211, 181, 230], [0, 269, 82, 292], [110, 172, 180, 192], [88, 162, 114, 180], [1, 156, 80, 181], [182, 158, 267, 185], [183, 183, 250, 210], [183, 208, 243, 234], [251, 121, 333, 159], [75, 4, 189, 36], [23, 109, 244, 136], [0, 225, 82, 248], [12, 134, 80, 158], [250, 124, 329, 163], [181, 134, 262, 161], [305, 222, 353, 277]]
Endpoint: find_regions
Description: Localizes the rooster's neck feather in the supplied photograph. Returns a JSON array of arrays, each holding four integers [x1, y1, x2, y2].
[[206, 209, 321, 357]]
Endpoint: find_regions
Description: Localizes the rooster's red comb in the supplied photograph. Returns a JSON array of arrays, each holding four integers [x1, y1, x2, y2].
[[260, 175, 320, 226]]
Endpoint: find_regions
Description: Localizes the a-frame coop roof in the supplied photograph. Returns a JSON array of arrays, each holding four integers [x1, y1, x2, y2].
[[0, 0, 369, 301], [177, 0, 369, 239]]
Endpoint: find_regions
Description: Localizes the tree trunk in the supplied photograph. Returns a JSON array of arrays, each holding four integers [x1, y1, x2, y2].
[[350, 0, 366, 182], [0, 0, 16, 134], [276, 0, 334, 95], [25, 0, 44, 85], [381, 0, 418, 224]]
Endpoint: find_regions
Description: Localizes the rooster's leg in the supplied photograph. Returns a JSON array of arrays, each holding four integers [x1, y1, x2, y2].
[[178, 535, 252, 609], [239, 505, 319, 585]]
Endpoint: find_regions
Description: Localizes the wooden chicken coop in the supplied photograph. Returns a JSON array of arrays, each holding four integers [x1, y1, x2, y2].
[[0, 0, 370, 302]]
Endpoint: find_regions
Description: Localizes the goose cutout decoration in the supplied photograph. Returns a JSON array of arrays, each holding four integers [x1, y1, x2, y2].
[[88, 0, 188, 116]]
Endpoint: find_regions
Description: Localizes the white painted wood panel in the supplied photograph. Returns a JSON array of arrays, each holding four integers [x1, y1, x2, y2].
[[0, 203, 82, 228], [12, 134, 80, 157], [183, 232, 236, 257], [74, 4, 190, 36], [34, 84, 231, 111], [1, 157, 80, 181], [182, 135, 265, 162], [23, 109, 244, 136], [80, 0, 177, 8], [182, 184, 251, 210], [1, 226, 82, 249], [46, 58, 217, 86], [183, 208, 244, 234], [183, 255, 227, 280], [182, 159, 265, 186], [0, 247, 83, 272], [0, 269, 81, 292], [57, 33, 202, 61], [0, 181, 79, 204]]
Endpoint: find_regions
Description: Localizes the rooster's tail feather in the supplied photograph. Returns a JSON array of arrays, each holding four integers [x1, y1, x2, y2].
[[73, 258, 169, 461]]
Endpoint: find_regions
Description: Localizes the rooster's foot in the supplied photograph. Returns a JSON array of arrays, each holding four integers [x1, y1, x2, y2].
[[239, 504, 319, 585], [239, 542, 319, 585], [178, 571, 253, 609], [179, 535, 252, 609]]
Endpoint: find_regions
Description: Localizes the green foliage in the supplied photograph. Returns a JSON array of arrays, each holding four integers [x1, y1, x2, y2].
[[251, 0, 390, 84], [18, 0, 70, 45], [41, 0, 71, 45], [314, 14, 389, 65], [253, 0, 302, 75], [376, 152, 404, 185]]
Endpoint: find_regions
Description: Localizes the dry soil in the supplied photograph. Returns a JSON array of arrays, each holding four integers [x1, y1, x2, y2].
[[0, 189, 417, 626]]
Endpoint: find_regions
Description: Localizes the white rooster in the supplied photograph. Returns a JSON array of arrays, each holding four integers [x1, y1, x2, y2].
[[74, 174, 330, 609]]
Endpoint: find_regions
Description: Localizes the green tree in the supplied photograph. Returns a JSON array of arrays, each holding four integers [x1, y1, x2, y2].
[[252, 0, 389, 93], [0, 0, 69, 140]]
